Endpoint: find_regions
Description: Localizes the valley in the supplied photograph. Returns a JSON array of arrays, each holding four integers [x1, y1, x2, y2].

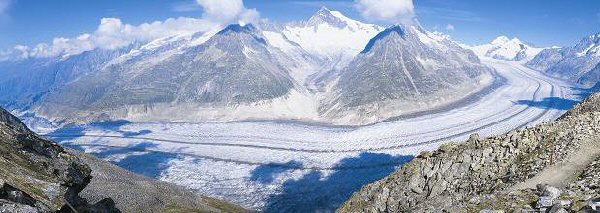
[[2, 1, 600, 213], [40, 59, 584, 211]]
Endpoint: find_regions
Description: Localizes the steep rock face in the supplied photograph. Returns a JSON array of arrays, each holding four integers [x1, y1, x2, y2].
[[0, 107, 119, 212], [339, 92, 600, 212], [321, 25, 493, 124], [527, 33, 600, 86], [35, 24, 297, 123], [469, 36, 544, 61]]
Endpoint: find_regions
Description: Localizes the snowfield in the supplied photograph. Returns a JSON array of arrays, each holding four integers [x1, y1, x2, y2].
[[41, 59, 585, 212]]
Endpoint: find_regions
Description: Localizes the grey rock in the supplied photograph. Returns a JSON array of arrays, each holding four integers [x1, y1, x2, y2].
[[0, 107, 119, 212], [35, 24, 297, 123], [0, 200, 38, 213], [537, 184, 562, 199], [338, 92, 600, 212], [321, 25, 492, 121], [547, 204, 568, 213]]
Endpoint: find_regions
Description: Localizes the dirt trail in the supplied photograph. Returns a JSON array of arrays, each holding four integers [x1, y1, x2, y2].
[[510, 137, 600, 190]]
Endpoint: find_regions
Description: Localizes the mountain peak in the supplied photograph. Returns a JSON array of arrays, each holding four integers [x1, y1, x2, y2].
[[317, 6, 331, 14], [587, 32, 600, 44], [214, 24, 267, 45], [491, 36, 525, 46], [217, 24, 257, 35], [306, 7, 348, 28], [491, 36, 511, 45], [361, 25, 406, 54], [470, 35, 543, 61]]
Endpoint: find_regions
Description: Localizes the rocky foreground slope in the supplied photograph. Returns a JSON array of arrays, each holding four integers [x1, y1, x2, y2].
[[339, 92, 600, 212], [0, 107, 247, 213], [0, 107, 119, 212]]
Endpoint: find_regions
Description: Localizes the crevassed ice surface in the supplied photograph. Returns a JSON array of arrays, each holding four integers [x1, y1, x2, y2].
[[43, 59, 585, 212]]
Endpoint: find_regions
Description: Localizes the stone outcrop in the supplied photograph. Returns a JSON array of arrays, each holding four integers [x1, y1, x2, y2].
[[339, 92, 600, 212], [73, 151, 249, 213], [0, 107, 120, 212], [0, 106, 248, 213]]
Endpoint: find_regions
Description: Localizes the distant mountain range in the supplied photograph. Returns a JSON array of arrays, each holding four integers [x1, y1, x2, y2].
[[0, 7, 500, 125], [469, 36, 544, 61], [527, 33, 600, 86], [467, 33, 600, 87]]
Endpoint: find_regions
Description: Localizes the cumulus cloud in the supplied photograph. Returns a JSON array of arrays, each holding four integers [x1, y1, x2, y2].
[[445, 24, 455, 31], [22, 17, 216, 58], [196, 0, 259, 25], [4, 0, 259, 60], [354, 0, 415, 24]]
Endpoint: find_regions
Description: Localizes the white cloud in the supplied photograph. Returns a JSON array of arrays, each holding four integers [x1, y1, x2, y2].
[[196, 0, 259, 25], [354, 0, 415, 24], [445, 24, 455, 31], [25, 17, 216, 58], [4, 0, 259, 60]]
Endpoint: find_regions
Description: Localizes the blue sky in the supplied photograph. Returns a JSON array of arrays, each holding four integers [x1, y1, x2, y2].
[[0, 0, 599, 50]]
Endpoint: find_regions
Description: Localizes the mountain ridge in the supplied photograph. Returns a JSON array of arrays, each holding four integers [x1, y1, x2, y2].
[[1, 8, 496, 126], [469, 36, 544, 62], [527, 32, 600, 86], [320, 24, 494, 124]]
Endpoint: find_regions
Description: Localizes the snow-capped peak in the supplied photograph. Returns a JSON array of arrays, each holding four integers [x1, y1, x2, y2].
[[491, 36, 511, 45], [282, 8, 383, 69], [361, 25, 406, 53], [306, 6, 345, 28], [217, 23, 258, 35], [574, 32, 600, 57], [305, 6, 377, 32], [311, 6, 333, 18], [469, 36, 543, 62]]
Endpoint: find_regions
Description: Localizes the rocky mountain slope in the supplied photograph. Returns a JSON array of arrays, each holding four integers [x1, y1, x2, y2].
[[527, 32, 600, 86], [73, 151, 248, 213], [0, 107, 119, 212], [320, 25, 494, 124], [34, 24, 301, 123], [0, 8, 495, 126], [0, 46, 135, 109], [0, 107, 247, 212], [339, 91, 600, 212], [469, 36, 544, 61]]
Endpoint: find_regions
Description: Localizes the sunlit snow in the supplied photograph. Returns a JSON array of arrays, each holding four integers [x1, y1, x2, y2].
[[38, 59, 586, 212]]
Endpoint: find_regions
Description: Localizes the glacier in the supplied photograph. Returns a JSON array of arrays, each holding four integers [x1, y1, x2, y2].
[[40, 59, 584, 212], [1, 6, 594, 212]]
